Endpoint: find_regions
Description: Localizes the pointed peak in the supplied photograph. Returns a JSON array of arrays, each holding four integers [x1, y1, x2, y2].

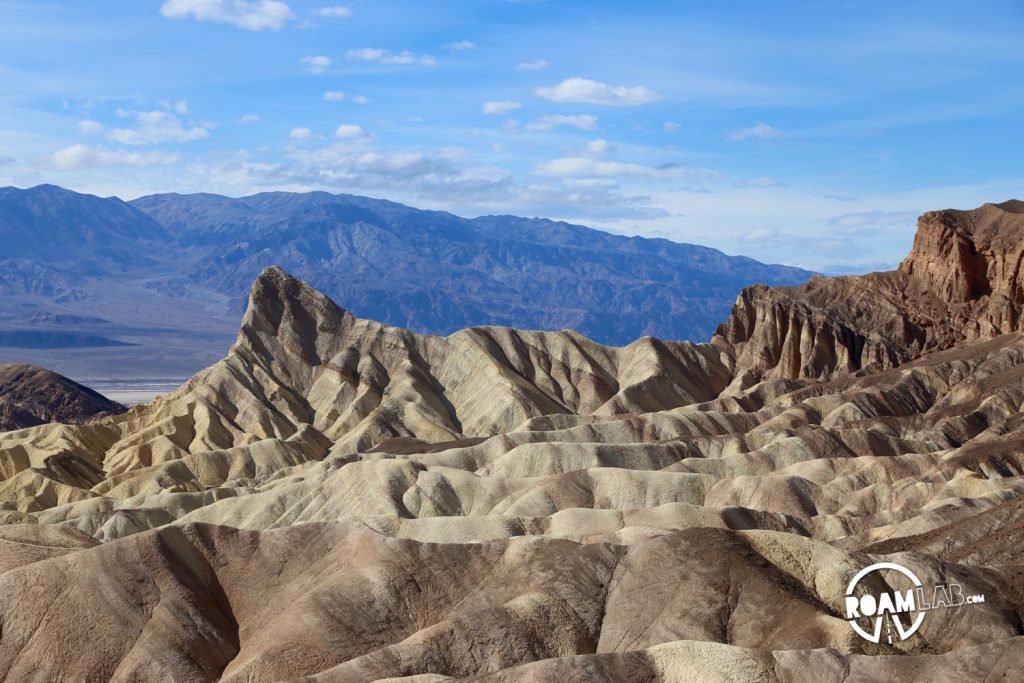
[[245, 266, 349, 324], [236, 267, 353, 368], [253, 264, 296, 287]]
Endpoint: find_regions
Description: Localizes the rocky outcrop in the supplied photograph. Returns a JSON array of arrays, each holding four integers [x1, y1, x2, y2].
[[711, 274, 921, 387], [715, 200, 1024, 385], [0, 363, 125, 431], [900, 200, 1024, 337], [7, 202, 1024, 680], [213, 265, 733, 451]]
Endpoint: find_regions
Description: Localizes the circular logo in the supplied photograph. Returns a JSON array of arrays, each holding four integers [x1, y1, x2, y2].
[[845, 562, 925, 643]]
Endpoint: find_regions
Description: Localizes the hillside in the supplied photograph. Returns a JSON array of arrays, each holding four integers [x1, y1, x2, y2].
[[0, 184, 168, 273], [3, 199, 1024, 679], [0, 363, 125, 431]]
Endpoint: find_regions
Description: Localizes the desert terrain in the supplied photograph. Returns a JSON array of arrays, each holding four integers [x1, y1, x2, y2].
[[3, 202, 1024, 681]]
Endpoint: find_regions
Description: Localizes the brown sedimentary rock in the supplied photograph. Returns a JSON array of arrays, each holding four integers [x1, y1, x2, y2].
[[714, 200, 1024, 385], [3, 201, 1024, 680]]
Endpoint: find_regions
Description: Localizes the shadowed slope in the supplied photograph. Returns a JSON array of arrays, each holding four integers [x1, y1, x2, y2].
[[0, 363, 125, 431], [3, 201, 1024, 680], [0, 522, 1021, 681]]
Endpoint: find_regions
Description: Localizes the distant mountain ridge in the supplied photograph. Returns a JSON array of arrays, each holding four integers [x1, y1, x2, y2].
[[0, 184, 168, 273], [0, 184, 814, 362], [129, 189, 814, 344]]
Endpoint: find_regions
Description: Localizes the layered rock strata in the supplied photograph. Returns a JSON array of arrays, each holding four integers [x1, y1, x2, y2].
[[4, 201, 1024, 681]]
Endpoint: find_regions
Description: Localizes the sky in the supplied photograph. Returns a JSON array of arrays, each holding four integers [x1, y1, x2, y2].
[[1, 0, 1022, 273]]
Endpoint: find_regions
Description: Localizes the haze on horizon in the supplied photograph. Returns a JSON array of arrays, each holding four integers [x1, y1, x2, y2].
[[1, 0, 1022, 273]]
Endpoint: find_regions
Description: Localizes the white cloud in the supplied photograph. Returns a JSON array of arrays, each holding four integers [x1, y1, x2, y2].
[[351, 95, 369, 105], [534, 157, 723, 189], [534, 157, 659, 178], [534, 77, 660, 106], [290, 147, 453, 181], [334, 124, 365, 138], [345, 48, 436, 66], [515, 60, 548, 71], [301, 55, 332, 73], [159, 99, 190, 114], [318, 5, 351, 17], [734, 176, 785, 188], [827, 210, 917, 235], [446, 40, 475, 50], [107, 110, 210, 145], [77, 120, 103, 135], [728, 123, 783, 140], [482, 101, 521, 115], [585, 139, 611, 155], [663, 121, 681, 132], [323, 91, 345, 102], [525, 114, 598, 132], [239, 114, 261, 124], [560, 178, 618, 189], [180, 143, 671, 221], [160, 0, 293, 31], [741, 227, 781, 241], [290, 127, 312, 140], [282, 146, 664, 218], [46, 144, 180, 171]]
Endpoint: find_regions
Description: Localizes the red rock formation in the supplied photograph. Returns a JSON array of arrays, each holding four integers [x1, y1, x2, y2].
[[715, 200, 1024, 385]]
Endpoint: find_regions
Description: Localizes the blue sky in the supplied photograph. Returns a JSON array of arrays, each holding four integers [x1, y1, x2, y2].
[[1, 0, 1022, 272]]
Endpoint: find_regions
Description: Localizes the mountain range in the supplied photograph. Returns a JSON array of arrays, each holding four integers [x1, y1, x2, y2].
[[130, 189, 813, 342], [1, 198, 1024, 679], [0, 184, 813, 378]]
